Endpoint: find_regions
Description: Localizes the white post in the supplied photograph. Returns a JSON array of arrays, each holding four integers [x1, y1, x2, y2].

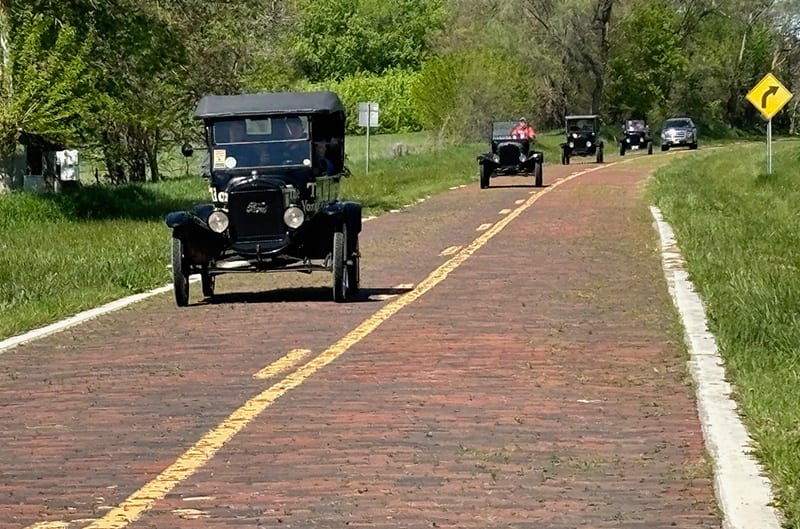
[[767, 119, 772, 175], [366, 104, 370, 176]]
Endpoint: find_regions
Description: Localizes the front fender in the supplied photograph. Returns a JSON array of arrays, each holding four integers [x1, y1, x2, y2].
[[477, 154, 499, 171], [166, 203, 214, 229], [321, 201, 363, 234]]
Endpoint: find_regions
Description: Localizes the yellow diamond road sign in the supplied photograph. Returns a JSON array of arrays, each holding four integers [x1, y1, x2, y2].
[[746, 73, 793, 120]]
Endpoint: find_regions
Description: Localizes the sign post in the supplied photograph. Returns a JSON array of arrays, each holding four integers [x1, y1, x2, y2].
[[358, 102, 379, 175], [745, 73, 793, 175]]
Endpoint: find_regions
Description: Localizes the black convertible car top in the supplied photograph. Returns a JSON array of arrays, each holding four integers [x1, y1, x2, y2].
[[195, 91, 345, 119]]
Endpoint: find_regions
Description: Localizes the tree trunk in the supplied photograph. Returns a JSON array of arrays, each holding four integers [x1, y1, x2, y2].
[[145, 130, 160, 182]]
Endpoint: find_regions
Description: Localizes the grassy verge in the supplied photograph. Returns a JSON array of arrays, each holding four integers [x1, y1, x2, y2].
[[0, 133, 490, 340], [648, 139, 800, 526]]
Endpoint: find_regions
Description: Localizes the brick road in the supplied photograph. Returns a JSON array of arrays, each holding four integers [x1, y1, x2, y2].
[[0, 155, 720, 528]]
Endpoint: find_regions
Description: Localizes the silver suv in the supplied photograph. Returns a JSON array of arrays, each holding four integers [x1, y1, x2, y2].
[[660, 117, 698, 151]]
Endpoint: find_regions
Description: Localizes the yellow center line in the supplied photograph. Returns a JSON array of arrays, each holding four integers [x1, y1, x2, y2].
[[253, 348, 312, 379], [62, 163, 617, 529]]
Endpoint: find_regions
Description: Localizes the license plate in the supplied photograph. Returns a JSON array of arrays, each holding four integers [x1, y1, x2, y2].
[[631, 145, 639, 150]]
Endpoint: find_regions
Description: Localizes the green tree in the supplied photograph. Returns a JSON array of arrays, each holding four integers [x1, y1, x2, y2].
[[291, 0, 445, 81], [605, 0, 687, 121]]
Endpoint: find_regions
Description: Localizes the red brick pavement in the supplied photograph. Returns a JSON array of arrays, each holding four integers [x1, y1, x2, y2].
[[0, 158, 719, 528]]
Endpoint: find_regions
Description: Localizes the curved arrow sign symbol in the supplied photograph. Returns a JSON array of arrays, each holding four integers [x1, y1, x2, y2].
[[762, 85, 779, 108]]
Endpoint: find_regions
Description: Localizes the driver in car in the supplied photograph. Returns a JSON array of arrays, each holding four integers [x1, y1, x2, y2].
[[511, 117, 536, 140]]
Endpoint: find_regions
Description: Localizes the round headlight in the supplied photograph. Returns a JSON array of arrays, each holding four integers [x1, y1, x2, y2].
[[492, 154, 500, 163], [571, 133, 578, 139], [568, 142, 574, 148], [284, 206, 305, 229], [626, 138, 631, 143], [208, 210, 229, 233], [586, 141, 592, 147]]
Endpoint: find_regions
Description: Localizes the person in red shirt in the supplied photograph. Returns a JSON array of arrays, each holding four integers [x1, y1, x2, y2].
[[511, 117, 536, 140]]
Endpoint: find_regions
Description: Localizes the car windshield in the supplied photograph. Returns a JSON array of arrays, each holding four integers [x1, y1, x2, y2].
[[491, 121, 521, 140], [212, 116, 310, 170], [625, 120, 646, 132], [663, 119, 691, 128], [567, 119, 595, 133]]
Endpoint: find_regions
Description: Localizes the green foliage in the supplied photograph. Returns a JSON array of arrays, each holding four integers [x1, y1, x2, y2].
[[648, 141, 800, 526], [298, 69, 423, 135], [605, 0, 686, 121], [412, 48, 532, 141], [0, 11, 96, 155], [290, 0, 445, 81]]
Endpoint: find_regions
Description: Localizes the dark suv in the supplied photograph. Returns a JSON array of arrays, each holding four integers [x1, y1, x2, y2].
[[660, 117, 697, 151]]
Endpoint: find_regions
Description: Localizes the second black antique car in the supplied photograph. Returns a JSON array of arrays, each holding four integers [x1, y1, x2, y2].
[[561, 114, 604, 164], [476, 121, 543, 189], [165, 91, 362, 306], [619, 118, 653, 156]]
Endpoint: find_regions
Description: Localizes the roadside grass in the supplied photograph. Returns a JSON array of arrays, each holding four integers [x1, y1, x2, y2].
[[0, 132, 506, 340], [0, 128, 570, 341], [648, 139, 800, 527]]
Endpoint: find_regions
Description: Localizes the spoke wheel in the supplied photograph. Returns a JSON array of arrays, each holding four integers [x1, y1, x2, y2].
[[332, 228, 347, 302], [201, 264, 215, 299], [172, 237, 190, 307], [347, 231, 360, 297], [480, 164, 491, 189]]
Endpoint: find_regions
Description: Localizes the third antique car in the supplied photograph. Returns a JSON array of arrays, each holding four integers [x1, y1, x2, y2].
[[476, 120, 543, 189], [165, 91, 362, 306], [619, 118, 653, 156], [561, 114, 604, 164]]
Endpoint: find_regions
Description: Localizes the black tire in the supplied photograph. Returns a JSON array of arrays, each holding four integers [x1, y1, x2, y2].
[[690, 142, 698, 150], [619, 144, 626, 156], [171, 237, 190, 307], [201, 264, 215, 298], [534, 162, 543, 187], [661, 145, 669, 152], [480, 164, 491, 189], [647, 143, 653, 155], [596, 148, 604, 164], [347, 230, 360, 297], [332, 229, 347, 302]]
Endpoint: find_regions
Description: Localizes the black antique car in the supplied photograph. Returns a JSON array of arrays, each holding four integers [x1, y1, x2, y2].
[[560, 114, 604, 164], [165, 91, 362, 306], [476, 121, 543, 189], [619, 118, 653, 156]]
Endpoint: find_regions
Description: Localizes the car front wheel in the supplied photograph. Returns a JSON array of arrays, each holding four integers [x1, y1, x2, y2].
[[347, 230, 360, 298], [332, 228, 348, 302], [201, 264, 215, 299], [480, 164, 491, 189], [172, 237, 190, 307]]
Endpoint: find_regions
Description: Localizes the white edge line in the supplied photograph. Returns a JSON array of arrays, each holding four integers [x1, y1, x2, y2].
[[0, 280, 197, 355], [650, 205, 783, 529]]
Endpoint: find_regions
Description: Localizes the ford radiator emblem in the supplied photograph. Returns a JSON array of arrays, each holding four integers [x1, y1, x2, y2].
[[246, 202, 269, 214]]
